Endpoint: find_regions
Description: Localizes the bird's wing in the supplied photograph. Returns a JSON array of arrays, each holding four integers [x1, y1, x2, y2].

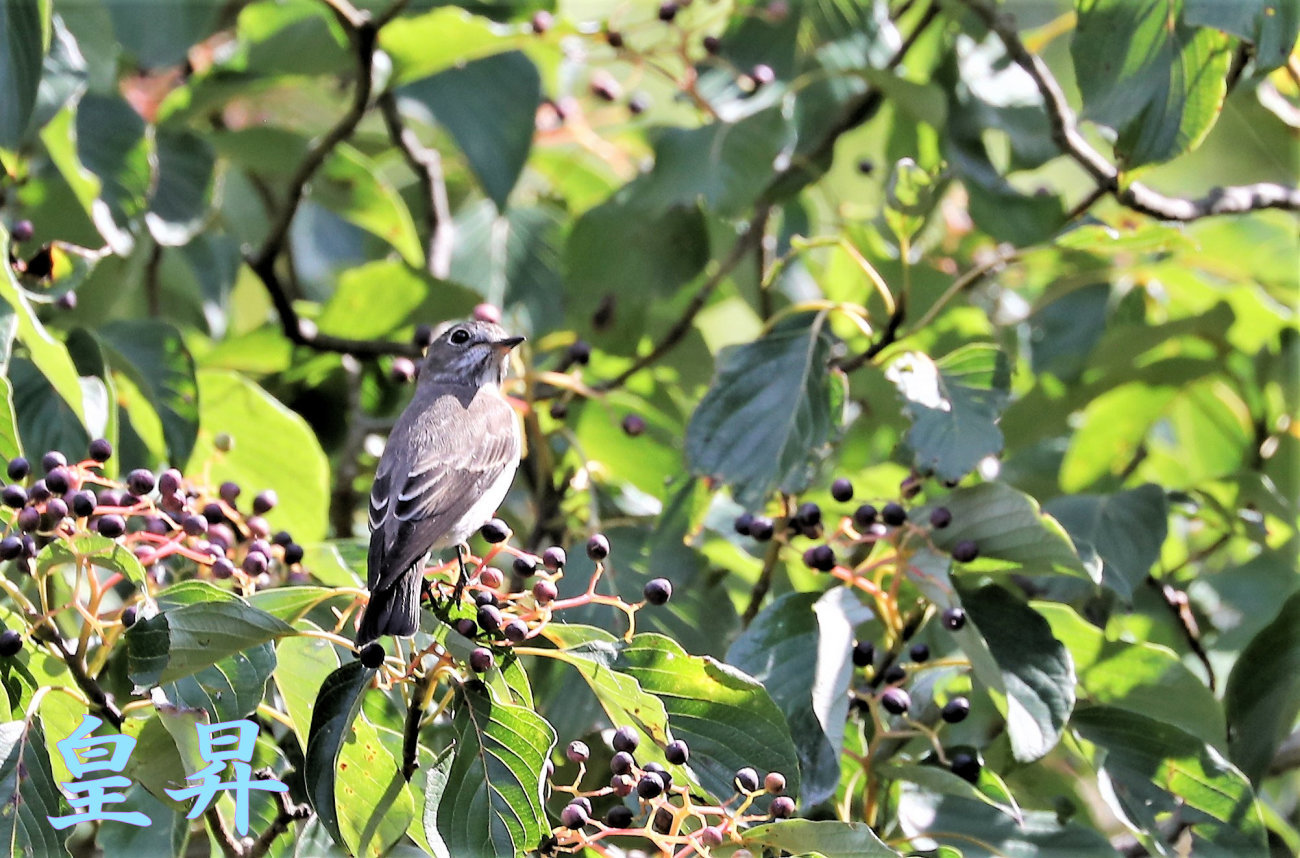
[[367, 387, 519, 592]]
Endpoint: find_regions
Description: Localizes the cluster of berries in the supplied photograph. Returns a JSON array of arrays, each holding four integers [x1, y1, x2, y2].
[[360, 526, 672, 674], [547, 725, 791, 854]]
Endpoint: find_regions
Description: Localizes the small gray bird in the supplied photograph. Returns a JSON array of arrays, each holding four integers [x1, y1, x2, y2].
[[357, 320, 524, 643]]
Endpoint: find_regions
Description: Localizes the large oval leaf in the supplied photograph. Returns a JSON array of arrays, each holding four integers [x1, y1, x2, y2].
[[0, 0, 47, 148], [125, 600, 294, 687]]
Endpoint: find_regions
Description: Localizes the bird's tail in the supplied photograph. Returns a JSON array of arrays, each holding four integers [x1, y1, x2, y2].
[[357, 567, 422, 644]]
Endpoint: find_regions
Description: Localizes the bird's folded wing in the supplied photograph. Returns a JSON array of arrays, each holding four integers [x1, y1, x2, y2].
[[367, 389, 519, 592]]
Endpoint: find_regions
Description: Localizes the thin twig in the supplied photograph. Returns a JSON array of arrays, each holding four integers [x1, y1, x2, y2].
[[963, 0, 1300, 221], [205, 805, 245, 858], [378, 92, 454, 279], [593, 210, 770, 393], [329, 356, 367, 538], [246, 773, 312, 858], [742, 538, 783, 627], [402, 670, 435, 780]]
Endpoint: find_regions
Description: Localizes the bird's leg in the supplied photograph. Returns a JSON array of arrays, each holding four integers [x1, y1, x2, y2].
[[452, 543, 470, 604]]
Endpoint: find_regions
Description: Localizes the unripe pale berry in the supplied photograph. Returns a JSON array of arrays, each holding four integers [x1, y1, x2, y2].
[[566, 740, 589, 763], [771, 795, 795, 817], [764, 771, 786, 794], [542, 546, 565, 570]]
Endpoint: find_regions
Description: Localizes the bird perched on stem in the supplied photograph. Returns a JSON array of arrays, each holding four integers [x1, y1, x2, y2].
[[357, 320, 524, 644]]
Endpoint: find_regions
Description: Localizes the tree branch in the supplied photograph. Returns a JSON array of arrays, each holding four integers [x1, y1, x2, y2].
[[963, 0, 1300, 221], [379, 92, 454, 279], [205, 806, 245, 858], [246, 772, 312, 858]]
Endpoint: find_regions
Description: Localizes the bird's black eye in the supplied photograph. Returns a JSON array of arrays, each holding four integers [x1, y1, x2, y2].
[[449, 328, 471, 345]]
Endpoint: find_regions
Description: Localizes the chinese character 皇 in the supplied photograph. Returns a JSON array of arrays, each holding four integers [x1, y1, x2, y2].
[[47, 714, 150, 829], [165, 720, 288, 836]]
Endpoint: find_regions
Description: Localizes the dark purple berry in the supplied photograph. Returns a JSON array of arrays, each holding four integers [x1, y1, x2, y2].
[[883, 664, 906, 684], [643, 761, 672, 790], [560, 803, 588, 829], [643, 578, 672, 605], [950, 752, 980, 784], [16, 507, 40, 533], [2, 485, 27, 508], [55, 292, 76, 311], [43, 468, 69, 495], [70, 491, 95, 518], [586, 534, 609, 561], [211, 557, 236, 579], [610, 751, 635, 775], [28, 480, 49, 503], [41, 452, 66, 473], [606, 29, 624, 48], [94, 514, 125, 538], [182, 515, 208, 537], [6, 457, 29, 481], [770, 795, 795, 818], [831, 478, 854, 502], [636, 772, 664, 798], [0, 630, 21, 657], [621, 414, 645, 436], [929, 507, 952, 529], [857, 158, 876, 175], [202, 502, 224, 523], [469, 647, 494, 673], [733, 767, 759, 793], [271, 530, 292, 546], [880, 687, 910, 715], [900, 475, 922, 499], [44, 497, 68, 521], [796, 501, 821, 527], [252, 490, 277, 515], [703, 34, 721, 53], [733, 512, 754, 535], [480, 519, 509, 543], [881, 503, 907, 526], [246, 516, 270, 539], [749, 516, 774, 541], [612, 725, 639, 753], [476, 604, 502, 632], [454, 618, 478, 638], [952, 540, 979, 563], [610, 773, 634, 796], [219, 481, 240, 505], [910, 643, 930, 662], [121, 606, 137, 628], [88, 438, 113, 462], [360, 642, 386, 668], [157, 468, 182, 496], [657, 1, 678, 22], [567, 340, 591, 365], [413, 324, 435, 349], [242, 551, 269, 575], [513, 556, 536, 578], [853, 504, 877, 528], [942, 697, 970, 723], [604, 805, 634, 828], [628, 92, 650, 114], [11, 220, 33, 242], [665, 739, 689, 765], [566, 740, 590, 763], [852, 640, 874, 668], [942, 607, 966, 631], [0, 537, 22, 560], [503, 619, 527, 642], [802, 544, 835, 572], [126, 469, 154, 496], [764, 771, 786, 794], [542, 546, 565, 570]]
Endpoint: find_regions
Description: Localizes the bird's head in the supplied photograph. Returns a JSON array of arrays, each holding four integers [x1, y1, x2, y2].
[[418, 320, 524, 389]]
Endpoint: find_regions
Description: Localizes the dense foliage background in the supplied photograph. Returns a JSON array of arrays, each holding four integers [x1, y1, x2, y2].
[[0, 0, 1297, 856]]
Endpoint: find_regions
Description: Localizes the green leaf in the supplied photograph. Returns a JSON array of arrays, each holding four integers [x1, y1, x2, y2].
[[399, 51, 540, 210], [959, 584, 1076, 763], [315, 260, 477, 342], [615, 633, 802, 805], [0, 0, 48, 148], [1225, 590, 1300, 784], [237, 0, 349, 77], [449, 201, 565, 333], [421, 745, 455, 858], [249, 586, 343, 623], [336, 716, 414, 857], [883, 760, 1023, 824], [887, 345, 1010, 482], [186, 370, 330, 542], [743, 819, 900, 857], [1038, 602, 1224, 748], [0, 377, 21, 466], [565, 198, 709, 303], [315, 144, 423, 268], [98, 319, 199, 468], [434, 680, 554, 858], [0, 719, 67, 858], [126, 600, 295, 687], [379, 8, 528, 88], [304, 660, 371, 846], [1186, 0, 1300, 71], [272, 627, 341, 748], [923, 482, 1093, 580], [726, 588, 868, 807], [164, 641, 276, 722], [75, 93, 152, 244], [1073, 706, 1267, 857], [898, 788, 1115, 857], [36, 532, 147, 588], [1044, 485, 1167, 599], [103, 0, 221, 67], [1073, 0, 1234, 167], [146, 128, 215, 247], [1058, 382, 1181, 491], [687, 313, 841, 508], [10, 359, 90, 473], [96, 783, 188, 857]]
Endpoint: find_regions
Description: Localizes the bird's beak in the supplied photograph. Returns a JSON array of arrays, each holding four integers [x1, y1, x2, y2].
[[493, 336, 525, 351]]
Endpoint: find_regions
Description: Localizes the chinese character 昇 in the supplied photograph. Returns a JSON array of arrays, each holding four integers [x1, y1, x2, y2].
[[47, 714, 149, 829], [165, 720, 288, 836]]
